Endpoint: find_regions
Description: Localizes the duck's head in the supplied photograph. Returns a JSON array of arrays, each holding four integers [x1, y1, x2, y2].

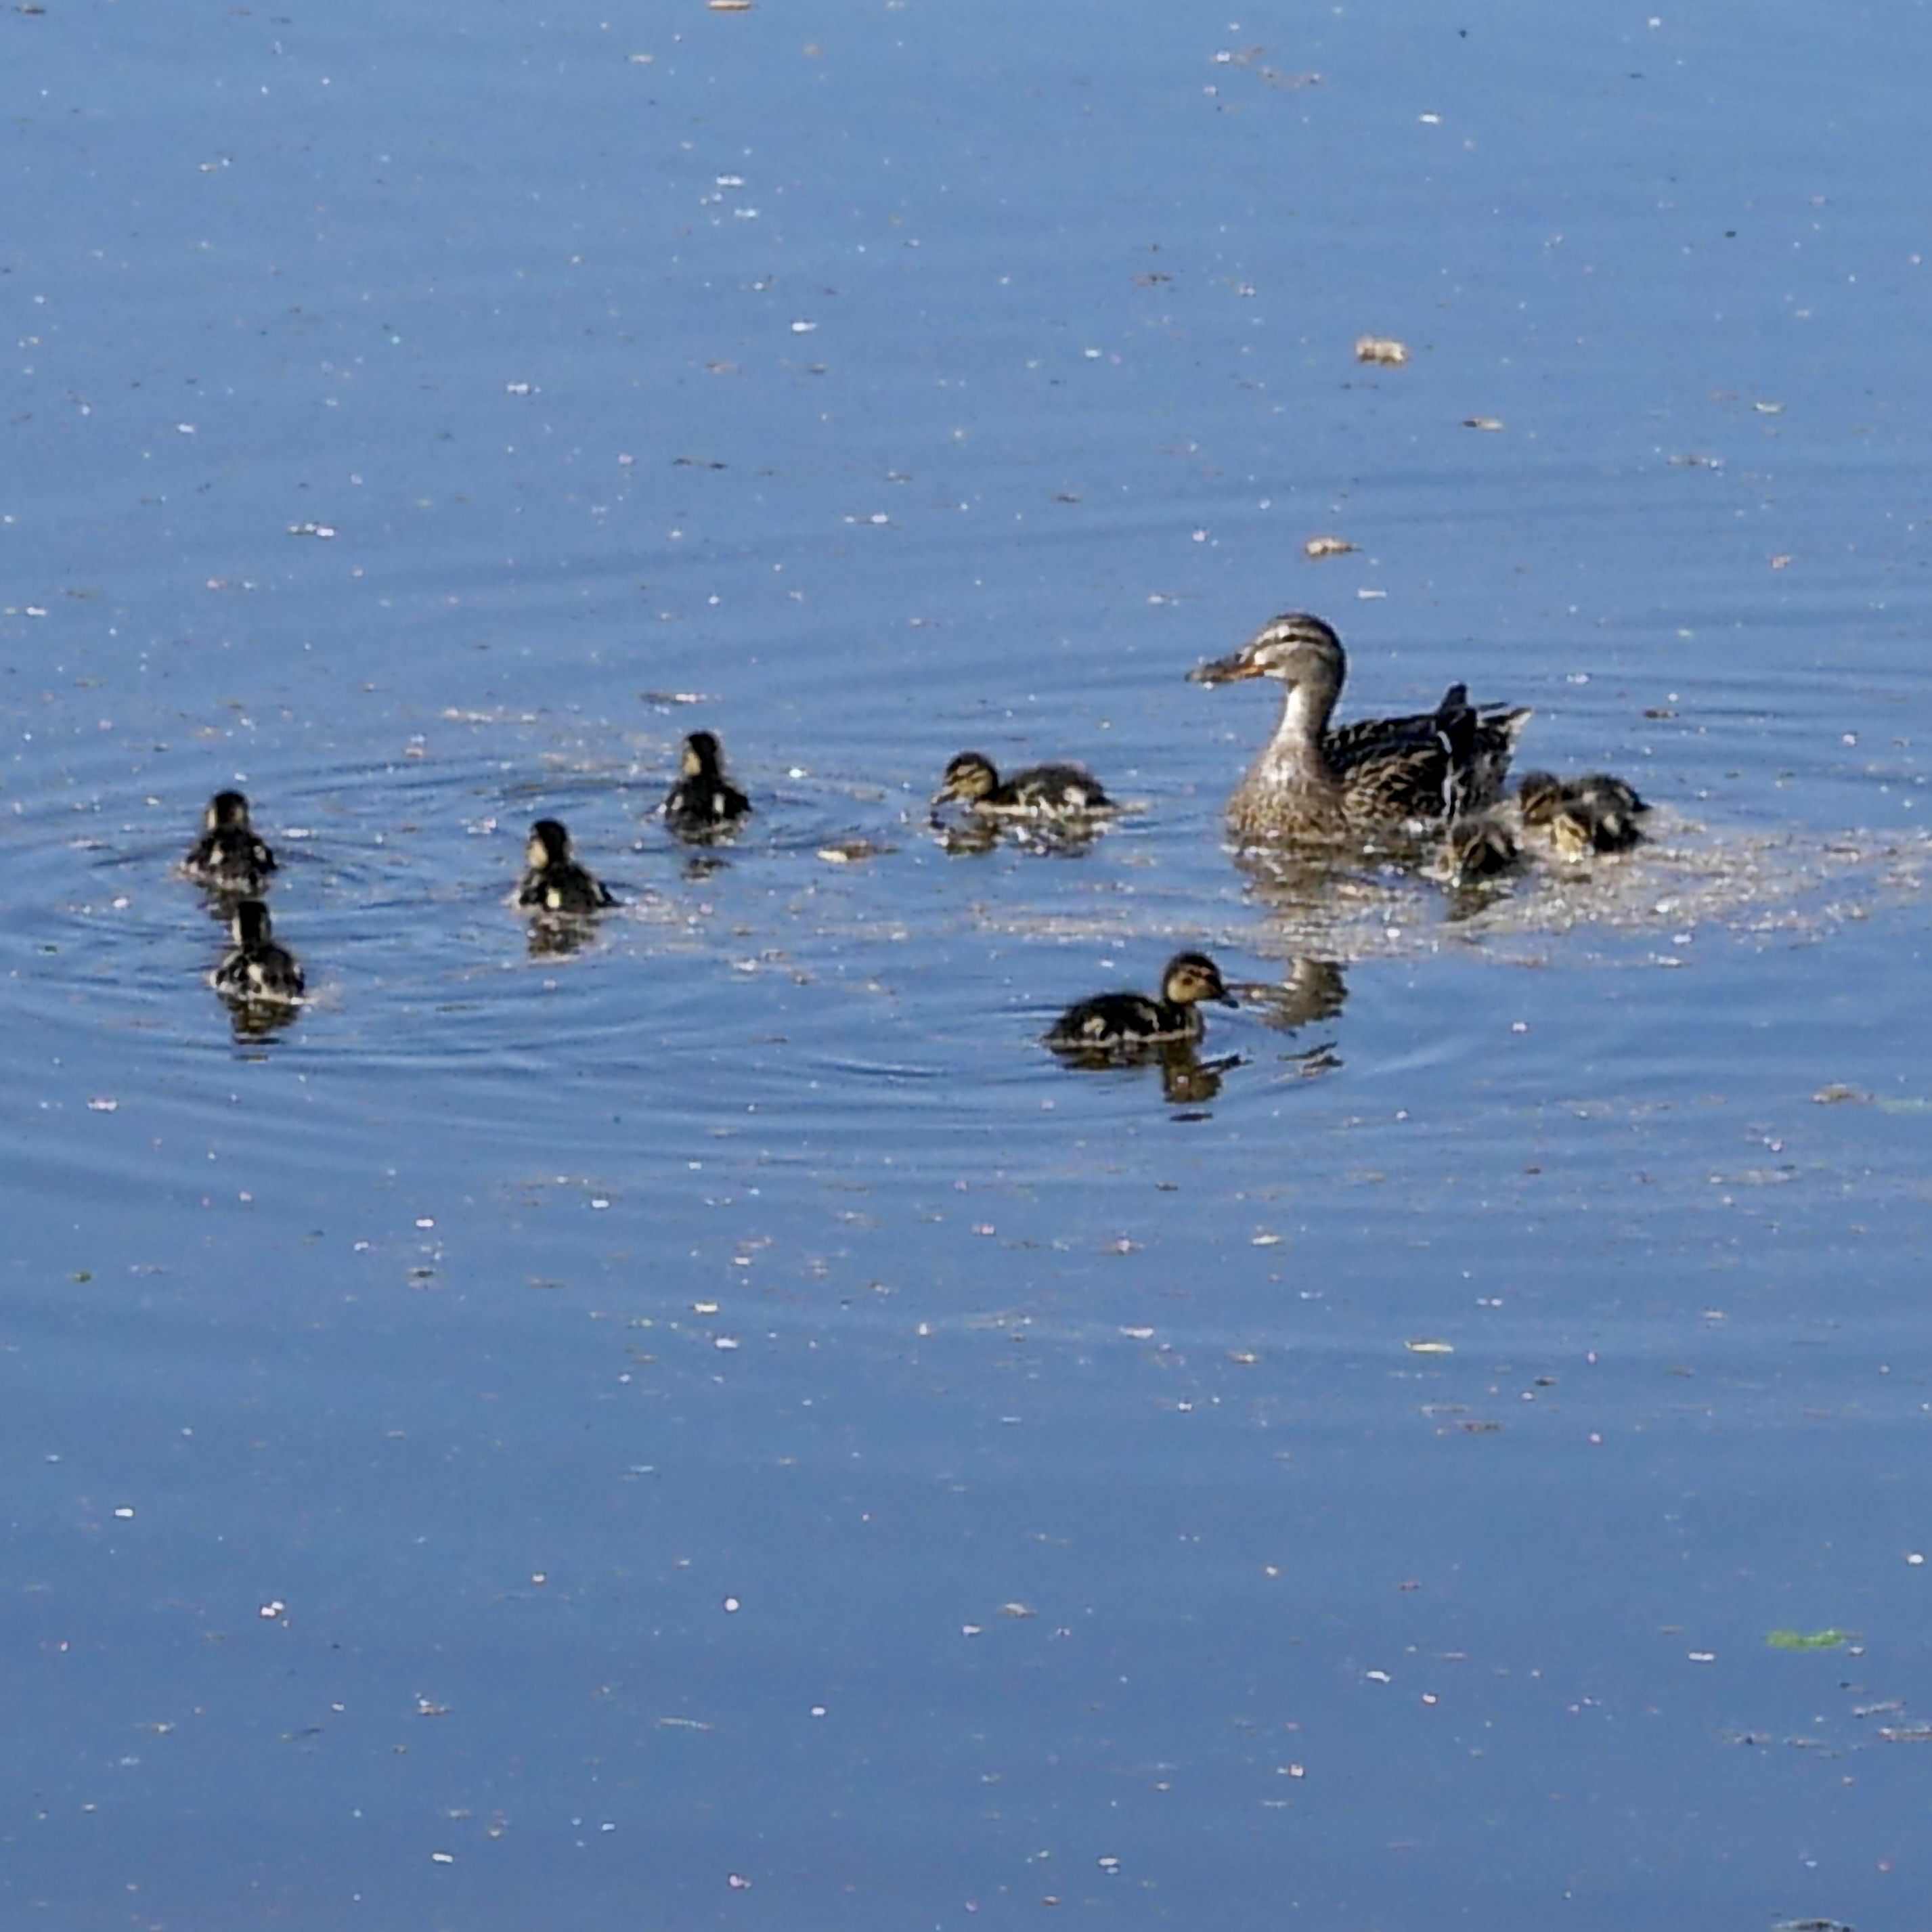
[[1514, 771, 1566, 825], [527, 818, 573, 868], [682, 730, 724, 778], [1188, 613, 1346, 691], [206, 789, 252, 830], [1162, 950, 1238, 1009], [231, 898, 273, 946], [933, 751, 998, 806]]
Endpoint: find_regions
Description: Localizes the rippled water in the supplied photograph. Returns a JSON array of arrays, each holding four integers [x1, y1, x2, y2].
[[7, 1, 1932, 1926]]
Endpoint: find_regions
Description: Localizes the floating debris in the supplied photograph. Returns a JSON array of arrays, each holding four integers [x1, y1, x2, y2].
[[1462, 416, 1505, 432], [1354, 336, 1408, 366], [1765, 1629, 1855, 1650], [1302, 535, 1357, 559]]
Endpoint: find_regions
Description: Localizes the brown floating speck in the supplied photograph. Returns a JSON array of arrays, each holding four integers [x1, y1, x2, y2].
[[1354, 335, 1408, 366]]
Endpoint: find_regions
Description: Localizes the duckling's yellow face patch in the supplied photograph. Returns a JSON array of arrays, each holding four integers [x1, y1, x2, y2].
[[526, 833, 547, 869]]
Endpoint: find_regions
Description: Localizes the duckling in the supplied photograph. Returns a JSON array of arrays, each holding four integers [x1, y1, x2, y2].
[[1187, 613, 1531, 841], [211, 899, 304, 1004], [1443, 813, 1522, 884], [932, 750, 1116, 819], [1517, 770, 1648, 855], [518, 818, 617, 915], [183, 789, 276, 894], [1043, 950, 1237, 1054], [663, 730, 751, 840]]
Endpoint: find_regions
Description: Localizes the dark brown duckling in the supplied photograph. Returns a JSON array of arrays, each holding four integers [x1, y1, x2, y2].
[[663, 730, 751, 841], [518, 818, 617, 915], [933, 750, 1116, 819], [183, 790, 276, 895], [1043, 950, 1237, 1054], [211, 898, 304, 1004]]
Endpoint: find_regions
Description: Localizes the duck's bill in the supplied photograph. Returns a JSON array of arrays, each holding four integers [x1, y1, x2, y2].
[[1187, 650, 1263, 684]]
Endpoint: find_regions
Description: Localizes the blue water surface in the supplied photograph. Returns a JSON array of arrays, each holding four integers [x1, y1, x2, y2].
[[5, 1, 1931, 1926]]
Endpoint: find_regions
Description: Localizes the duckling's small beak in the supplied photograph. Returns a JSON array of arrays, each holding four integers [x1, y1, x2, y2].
[[1214, 987, 1240, 1008], [1187, 647, 1264, 685], [929, 781, 960, 806]]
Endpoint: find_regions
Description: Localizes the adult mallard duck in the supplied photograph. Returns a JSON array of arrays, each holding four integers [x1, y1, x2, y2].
[[1187, 613, 1531, 841], [663, 730, 751, 841], [183, 790, 276, 895], [211, 899, 304, 1004], [1043, 950, 1237, 1055], [1517, 770, 1648, 856], [932, 750, 1115, 819], [518, 819, 617, 915]]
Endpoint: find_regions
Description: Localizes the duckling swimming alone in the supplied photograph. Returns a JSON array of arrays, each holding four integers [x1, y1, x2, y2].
[[211, 898, 304, 1004], [1517, 770, 1648, 856], [933, 751, 1116, 819], [519, 818, 617, 915], [663, 730, 751, 840], [183, 790, 276, 895], [1043, 950, 1237, 1053], [1187, 613, 1531, 841]]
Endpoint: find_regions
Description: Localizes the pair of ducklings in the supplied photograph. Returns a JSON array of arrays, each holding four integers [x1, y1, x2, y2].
[[182, 792, 307, 1007], [519, 729, 755, 917]]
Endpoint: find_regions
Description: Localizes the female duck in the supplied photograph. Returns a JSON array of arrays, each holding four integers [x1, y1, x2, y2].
[[184, 790, 276, 895], [519, 819, 616, 915], [933, 751, 1114, 819], [1517, 770, 1648, 856], [663, 731, 751, 840], [1187, 613, 1531, 841], [212, 899, 304, 1004], [1044, 950, 1237, 1054]]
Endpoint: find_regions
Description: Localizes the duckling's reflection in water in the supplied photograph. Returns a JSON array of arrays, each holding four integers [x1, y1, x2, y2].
[[1223, 957, 1348, 1082], [1045, 1035, 1243, 1105], [222, 996, 303, 1042], [525, 914, 598, 960], [927, 812, 1105, 860]]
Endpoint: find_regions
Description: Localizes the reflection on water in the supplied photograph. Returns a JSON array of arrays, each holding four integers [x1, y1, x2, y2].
[[927, 810, 1113, 859], [216, 989, 305, 1042], [1045, 1036, 1243, 1106], [523, 913, 601, 959], [1241, 954, 1350, 1032]]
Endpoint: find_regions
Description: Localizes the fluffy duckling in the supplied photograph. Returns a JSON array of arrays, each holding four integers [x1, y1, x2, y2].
[[1043, 950, 1237, 1053], [933, 750, 1115, 819], [1188, 613, 1531, 840], [183, 790, 276, 895], [663, 730, 751, 841], [1518, 770, 1648, 856], [1443, 814, 1522, 884], [518, 818, 617, 915], [211, 899, 304, 1004]]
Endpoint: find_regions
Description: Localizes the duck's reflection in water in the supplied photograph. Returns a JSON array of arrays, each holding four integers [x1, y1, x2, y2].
[[928, 814, 1105, 860], [218, 994, 303, 1043], [525, 915, 598, 960], [1225, 956, 1348, 1082], [1046, 1036, 1244, 1106]]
